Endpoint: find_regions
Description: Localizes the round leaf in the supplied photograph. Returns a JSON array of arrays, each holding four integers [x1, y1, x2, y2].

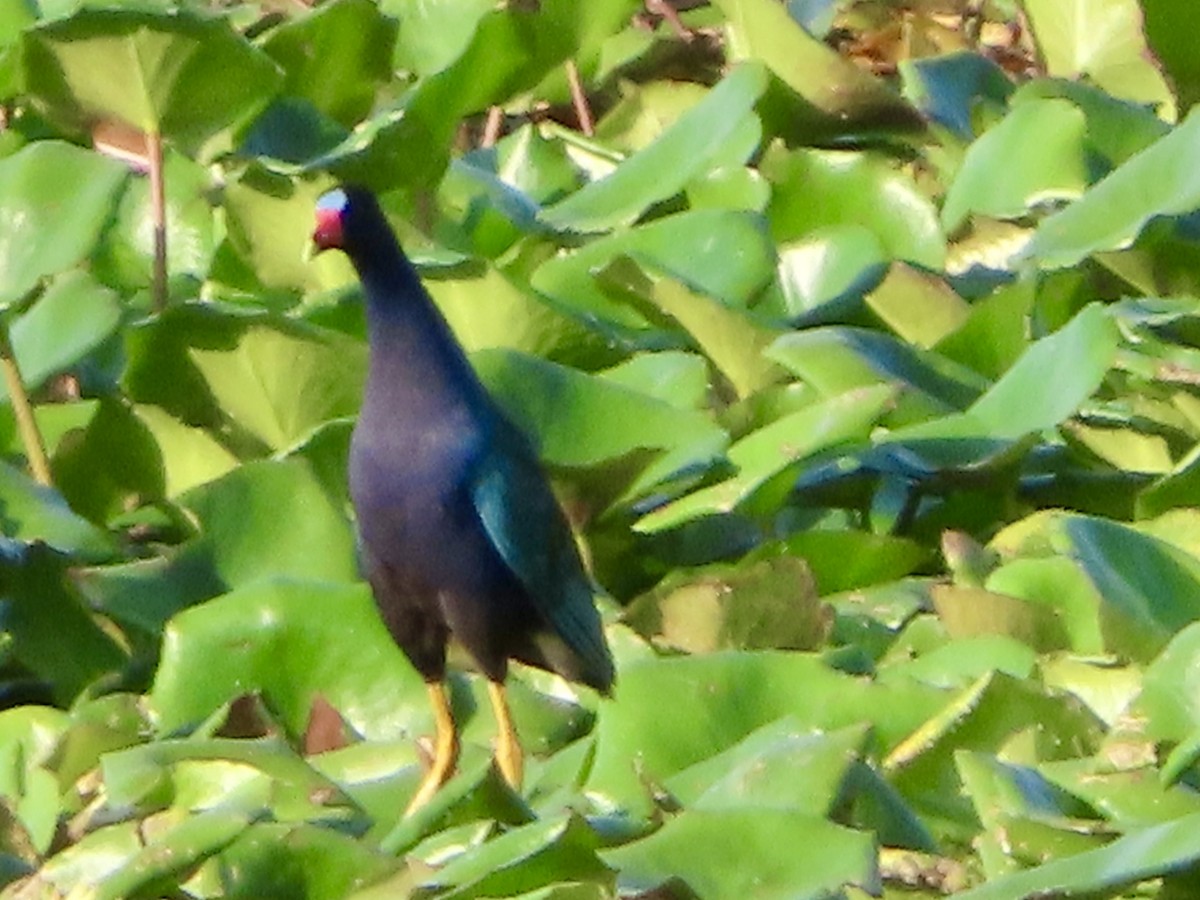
[[23, 8, 282, 152], [0, 140, 126, 308]]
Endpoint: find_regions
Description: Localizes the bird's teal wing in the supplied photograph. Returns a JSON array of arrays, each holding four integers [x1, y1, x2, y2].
[[469, 418, 614, 691]]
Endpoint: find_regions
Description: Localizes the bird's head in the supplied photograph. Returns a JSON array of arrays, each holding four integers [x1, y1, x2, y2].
[[310, 185, 384, 256]]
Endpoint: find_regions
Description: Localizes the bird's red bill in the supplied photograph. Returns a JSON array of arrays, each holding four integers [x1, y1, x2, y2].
[[312, 206, 344, 251]]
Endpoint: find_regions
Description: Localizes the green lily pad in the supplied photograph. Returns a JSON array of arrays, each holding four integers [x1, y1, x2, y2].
[[198, 822, 398, 898], [531, 207, 775, 338], [1027, 108, 1200, 269], [76, 457, 357, 635], [713, 0, 917, 135], [150, 579, 421, 740], [23, 7, 282, 153], [885, 671, 1103, 834], [5, 271, 122, 397], [602, 808, 879, 899], [623, 555, 828, 653], [541, 63, 767, 232], [941, 98, 1088, 234], [587, 651, 946, 814], [953, 811, 1200, 900], [763, 143, 945, 270], [1023, 0, 1175, 120], [0, 140, 126, 308], [413, 813, 611, 900], [636, 383, 895, 532], [0, 463, 117, 560], [261, 0, 397, 128]]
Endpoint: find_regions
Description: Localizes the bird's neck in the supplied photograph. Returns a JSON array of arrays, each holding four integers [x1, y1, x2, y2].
[[353, 246, 487, 425]]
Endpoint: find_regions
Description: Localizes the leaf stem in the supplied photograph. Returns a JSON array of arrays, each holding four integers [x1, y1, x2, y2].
[[481, 106, 504, 148], [0, 327, 51, 486], [564, 59, 594, 137], [148, 129, 167, 312]]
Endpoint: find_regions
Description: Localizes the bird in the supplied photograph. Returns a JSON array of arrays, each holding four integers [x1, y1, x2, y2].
[[310, 186, 615, 813]]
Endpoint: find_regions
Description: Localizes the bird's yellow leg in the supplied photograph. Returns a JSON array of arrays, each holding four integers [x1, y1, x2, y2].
[[487, 680, 523, 790], [405, 680, 459, 815]]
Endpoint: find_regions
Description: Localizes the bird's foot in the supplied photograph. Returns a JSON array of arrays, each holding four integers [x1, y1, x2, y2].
[[405, 681, 460, 816], [404, 756, 453, 816], [494, 734, 524, 791], [487, 681, 524, 791]]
